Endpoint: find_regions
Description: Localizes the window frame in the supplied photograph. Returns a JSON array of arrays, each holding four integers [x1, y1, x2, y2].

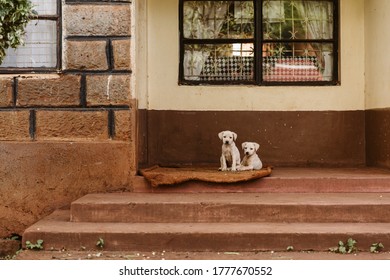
[[179, 0, 339, 86], [0, 0, 62, 74]]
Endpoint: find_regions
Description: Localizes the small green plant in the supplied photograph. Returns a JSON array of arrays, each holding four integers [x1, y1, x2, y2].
[[0, 0, 37, 64], [25, 239, 44, 250], [329, 238, 357, 254], [370, 242, 384, 253], [7, 234, 21, 241], [286, 246, 294, 252], [96, 237, 105, 249]]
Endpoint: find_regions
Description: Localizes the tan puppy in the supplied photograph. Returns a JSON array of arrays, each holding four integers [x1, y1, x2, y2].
[[218, 130, 241, 171], [239, 142, 263, 171]]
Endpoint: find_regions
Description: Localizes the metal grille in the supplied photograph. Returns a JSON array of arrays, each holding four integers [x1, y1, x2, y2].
[[179, 0, 339, 85], [0, 0, 59, 70]]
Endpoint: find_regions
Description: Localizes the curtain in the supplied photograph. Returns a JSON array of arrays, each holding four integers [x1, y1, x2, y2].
[[183, 1, 229, 40], [295, 1, 333, 40], [295, 1, 334, 80], [183, 2, 229, 80], [263, 1, 285, 23]]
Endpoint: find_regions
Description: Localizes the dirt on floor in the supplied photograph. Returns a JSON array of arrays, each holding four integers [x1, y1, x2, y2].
[[10, 249, 390, 260]]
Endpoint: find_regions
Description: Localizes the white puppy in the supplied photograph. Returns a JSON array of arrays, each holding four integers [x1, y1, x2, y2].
[[218, 130, 241, 171], [239, 142, 263, 171]]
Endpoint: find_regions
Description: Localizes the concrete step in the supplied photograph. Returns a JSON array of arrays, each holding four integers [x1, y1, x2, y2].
[[22, 168, 390, 253], [70, 193, 390, 223], [133, 167, 390, 193], [23, 210, 390, 252]]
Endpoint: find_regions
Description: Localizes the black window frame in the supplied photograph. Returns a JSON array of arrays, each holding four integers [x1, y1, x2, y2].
[[179, 0, 339, 86], [0, 0, 62, 74]]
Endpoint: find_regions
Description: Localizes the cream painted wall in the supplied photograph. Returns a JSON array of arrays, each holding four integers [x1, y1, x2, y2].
[[365, 0, 390, 110], [138, 0, 366, 111]]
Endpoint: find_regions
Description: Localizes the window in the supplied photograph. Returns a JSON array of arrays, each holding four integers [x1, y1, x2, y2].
[[179, 0, 338, 85], [0, 0, 60, 72]]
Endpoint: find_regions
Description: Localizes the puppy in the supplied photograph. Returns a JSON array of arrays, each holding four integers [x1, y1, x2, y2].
[[218, 130, 241, 171], [239, 142, 263, 171]]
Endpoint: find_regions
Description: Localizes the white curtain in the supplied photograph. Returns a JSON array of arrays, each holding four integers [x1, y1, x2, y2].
[[183, 1, 228, 39], [263, 1, 285, 23], [183, 2, 229, 80], [183, 50, 210, 80], [295, 1, 334, 80]]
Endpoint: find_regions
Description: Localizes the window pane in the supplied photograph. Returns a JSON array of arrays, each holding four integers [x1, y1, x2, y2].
[[0, 20, 57, 68], [31, 0, 57, 15], [184, 44, 254, 81], [183, 1, 254, 39], [263, 0, 334, 40], [262, 43, 333, 81]]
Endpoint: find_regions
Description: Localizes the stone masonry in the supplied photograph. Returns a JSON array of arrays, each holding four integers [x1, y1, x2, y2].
[[0, 0, 135, 238]]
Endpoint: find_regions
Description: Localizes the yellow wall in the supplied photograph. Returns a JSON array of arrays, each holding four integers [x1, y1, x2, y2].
[[365, 0, 390, 110], [137, 0, 366, 111]]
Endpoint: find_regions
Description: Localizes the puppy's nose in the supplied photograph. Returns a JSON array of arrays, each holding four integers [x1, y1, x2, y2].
[[225, 141, 229, 144], [245, 152, 250, 155]]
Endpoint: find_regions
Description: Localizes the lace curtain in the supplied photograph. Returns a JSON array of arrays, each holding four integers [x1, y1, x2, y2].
[[183, 1, 229, 80], [295, 1, 334, 80]]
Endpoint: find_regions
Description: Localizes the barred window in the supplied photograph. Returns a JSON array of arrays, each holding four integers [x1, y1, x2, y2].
[[179, 0, 339, 85], [0, 0, 60, 72]]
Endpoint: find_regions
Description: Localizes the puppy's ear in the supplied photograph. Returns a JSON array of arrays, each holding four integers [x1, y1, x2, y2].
[[242, 142, 247, 150], [254, 143, 260, 151], [218, 131, 224, 140], [233, 132, 237, 141]]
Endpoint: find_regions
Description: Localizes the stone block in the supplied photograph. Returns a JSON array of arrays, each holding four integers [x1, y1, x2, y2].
[[0, 111, 30, 141], [0, 141, 135, 237], [36, 110, 109, 141], [112, 39, 131, 70], [114, 109, 134, 141], [86, 75, 131, 106], [64, 40, 108, 71], [0, 78, 13, 107], [17, 75, 81, 107], [64, 4, 131, 36]]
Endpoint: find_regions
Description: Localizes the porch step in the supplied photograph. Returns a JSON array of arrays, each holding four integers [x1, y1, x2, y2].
[[23, 192, 390, 252], [22, 210, 390, 252], [71, 193, 390, 223], [133, 167, 390, 193]]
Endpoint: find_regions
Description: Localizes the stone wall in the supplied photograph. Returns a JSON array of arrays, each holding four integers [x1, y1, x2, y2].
[[0, 0, 136, 238]]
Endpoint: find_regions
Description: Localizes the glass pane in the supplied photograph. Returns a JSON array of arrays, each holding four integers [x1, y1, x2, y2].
[[262, 43, 333, 82], [0, 20, 57, 68], [263, 0, 334, 40], [31, 0, 57, 15], [184, 44, 254, 81], [183, 1, 254, 39]]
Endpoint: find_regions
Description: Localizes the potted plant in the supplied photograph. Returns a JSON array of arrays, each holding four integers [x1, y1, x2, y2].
[[0, 0, 36, 64]]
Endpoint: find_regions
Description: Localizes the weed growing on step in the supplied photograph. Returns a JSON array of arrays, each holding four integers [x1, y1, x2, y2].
[[286, 246, 294, 252], [96, 238, 105, 249], [329, 238, 357, 254], [370, 242, 384, 253], [6, 234, 21, 241], [25, 240, 44, 250]]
